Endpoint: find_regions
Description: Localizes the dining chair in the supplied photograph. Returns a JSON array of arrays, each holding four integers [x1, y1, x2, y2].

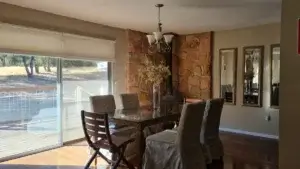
[[90, 95, 116, 113], [81, 110, 135, 169], [143, 101, 207, 169], [90, 95, 137, 164], [201, 98, 225, 169], [120, 93, 140, 109], [119, 93, 163, 165], [120, 92, 164, 133], [90, 95, 128, 129]]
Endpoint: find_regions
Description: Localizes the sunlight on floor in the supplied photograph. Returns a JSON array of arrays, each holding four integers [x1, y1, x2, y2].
[[1, 143, 112, 168]]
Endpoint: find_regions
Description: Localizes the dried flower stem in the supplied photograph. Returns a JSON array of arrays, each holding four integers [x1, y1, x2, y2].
[[138, 55, 171, 86]]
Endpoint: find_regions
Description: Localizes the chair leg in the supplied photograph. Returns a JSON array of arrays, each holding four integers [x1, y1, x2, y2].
[[96, 150, 111, 164], [112, 152, 122, 169], [85, 150, 98, 169], [207, 157, 224, 169], [120, 152, 135, 169], [117, 146, 135, 169]]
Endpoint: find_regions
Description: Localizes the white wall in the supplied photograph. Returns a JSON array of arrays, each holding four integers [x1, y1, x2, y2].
[[280, 0, 300, 168], [213, 23, 280, 136]]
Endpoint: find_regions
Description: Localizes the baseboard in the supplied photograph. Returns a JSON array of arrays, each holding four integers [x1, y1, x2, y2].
[[63, 138, 85, 145], [219, 127, 279, 140]]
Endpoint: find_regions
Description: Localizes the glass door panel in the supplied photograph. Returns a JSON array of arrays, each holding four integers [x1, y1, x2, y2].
[[62, 59, 110, 142], [0, 54, 60, 160]]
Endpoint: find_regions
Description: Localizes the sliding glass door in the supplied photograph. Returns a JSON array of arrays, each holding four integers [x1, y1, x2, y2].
[[0, 53, 112, 161], [61, 59, 111, 142], [0, 54, 60, 160]]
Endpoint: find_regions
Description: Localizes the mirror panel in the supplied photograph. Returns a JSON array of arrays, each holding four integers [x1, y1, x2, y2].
[[220, 48, 237, 104], [243, 46, 264, 107], [270, 44, 280, 108]]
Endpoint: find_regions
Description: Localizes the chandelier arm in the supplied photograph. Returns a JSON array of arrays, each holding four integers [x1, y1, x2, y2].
[[148, 4, 173, 53], [160, 41, 171, 53]]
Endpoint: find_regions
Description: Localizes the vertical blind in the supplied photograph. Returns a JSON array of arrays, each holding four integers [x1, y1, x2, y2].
[[0, 23, 115, 61]]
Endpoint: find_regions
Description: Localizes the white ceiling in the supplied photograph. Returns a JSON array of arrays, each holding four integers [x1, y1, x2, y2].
[[0, 0, 281, 34]]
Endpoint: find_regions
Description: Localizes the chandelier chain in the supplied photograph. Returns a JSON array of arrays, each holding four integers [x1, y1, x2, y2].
[[158, 5, 161, 25], [147, 4, 173, 54], [157, 5, 162, 32]]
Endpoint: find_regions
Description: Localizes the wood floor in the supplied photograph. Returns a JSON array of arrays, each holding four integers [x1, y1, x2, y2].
[[221, 132, 278, 169], [0, 132, 278, 169]]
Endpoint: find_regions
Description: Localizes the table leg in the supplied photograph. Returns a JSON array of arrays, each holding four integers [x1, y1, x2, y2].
[[138, 126, 145, 169], [207, 158, 224, 169], [233, 161, 245, 169]]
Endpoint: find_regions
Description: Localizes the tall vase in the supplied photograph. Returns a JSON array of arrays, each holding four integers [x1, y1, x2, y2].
[[153, 84, 161, 109]]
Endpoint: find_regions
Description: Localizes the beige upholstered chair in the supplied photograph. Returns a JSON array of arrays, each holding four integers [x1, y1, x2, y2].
[[143, 101, 207, 169], [90, 95, 116, 113], [120, 93, 140, 109], [119, 93, 163, 165], [120, 92, 163, 133], [201, 98, 224, 167], [90, 95, 125, 129]]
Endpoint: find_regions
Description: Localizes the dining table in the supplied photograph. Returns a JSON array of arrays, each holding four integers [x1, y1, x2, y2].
[[109, 103, 184, 169]]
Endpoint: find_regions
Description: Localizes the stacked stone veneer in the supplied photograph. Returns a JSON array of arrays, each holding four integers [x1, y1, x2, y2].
[[175, 32, 213, 99], [126, 30, 213, 103], [125, 30, 151, 105]]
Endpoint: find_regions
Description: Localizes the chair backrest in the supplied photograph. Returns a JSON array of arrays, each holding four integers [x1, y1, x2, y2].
[[120, 93, 140, 109], [177, 101, 207, 169], [201, 98, 224, 143], [90, 95, 116, 113], [81, 110, 112, 148]]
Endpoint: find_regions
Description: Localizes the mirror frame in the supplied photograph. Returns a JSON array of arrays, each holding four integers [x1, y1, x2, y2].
[[242, 46, 264, 107], [219, 48, 238, 105], [270, 44, 280, 109]]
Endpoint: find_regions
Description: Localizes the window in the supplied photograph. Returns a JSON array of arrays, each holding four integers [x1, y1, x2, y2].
[[0, 53, 112, 160], [0, 53, 60, 159], [62, 59, 111, 142]]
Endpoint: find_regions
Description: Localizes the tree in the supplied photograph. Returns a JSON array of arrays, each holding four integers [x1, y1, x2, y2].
[[9, 55, 22, 66], [34, 57, 43, 74], [21, 56, 35, 78], [46, 57, 51, 72], [35, 64, 40, 74], [0, 54, 7, 66], [40, 57, 52, 72]]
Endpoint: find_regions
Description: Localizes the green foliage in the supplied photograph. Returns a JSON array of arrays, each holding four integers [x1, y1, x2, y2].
[[62, 60, 97, 67], [0, 54, 7, 66], [0, 53, 97, 68], [8, 55, 24, 66]]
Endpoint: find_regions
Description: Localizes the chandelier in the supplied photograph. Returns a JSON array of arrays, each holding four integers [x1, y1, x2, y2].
[[146, 4, 174, 54]]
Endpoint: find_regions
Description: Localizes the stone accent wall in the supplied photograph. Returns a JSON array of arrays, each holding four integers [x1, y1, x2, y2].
[[126, 29, 152, 105], [126, 30, 169, 105], [126, 30, 213, 103], [175, 32, 213, 99]]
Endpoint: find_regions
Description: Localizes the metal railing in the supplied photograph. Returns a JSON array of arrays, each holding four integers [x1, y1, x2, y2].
[[0, 86, 57, 126]]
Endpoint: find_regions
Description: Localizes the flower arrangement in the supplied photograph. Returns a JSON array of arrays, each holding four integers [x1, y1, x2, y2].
[[138, 56, 171, 86]]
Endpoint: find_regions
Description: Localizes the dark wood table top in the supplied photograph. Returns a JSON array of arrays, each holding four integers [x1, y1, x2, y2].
[[110, 103, 183, 127]]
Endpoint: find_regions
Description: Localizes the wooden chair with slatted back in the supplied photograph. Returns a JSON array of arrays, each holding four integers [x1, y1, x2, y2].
[[81, 110, 135, 169]]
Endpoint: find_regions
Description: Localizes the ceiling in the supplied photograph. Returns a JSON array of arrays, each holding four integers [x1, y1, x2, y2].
[[0, 0, 282, 34]]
